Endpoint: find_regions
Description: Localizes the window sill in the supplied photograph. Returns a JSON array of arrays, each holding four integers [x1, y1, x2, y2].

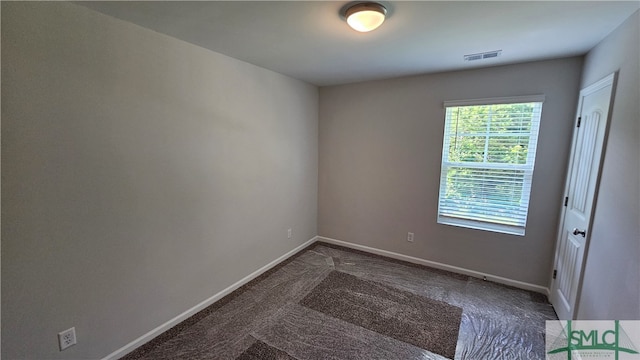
[[437, 216, 525, 236]]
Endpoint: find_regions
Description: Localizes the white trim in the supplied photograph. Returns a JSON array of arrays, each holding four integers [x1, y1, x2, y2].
[[101, 236, 318, 360], [581, 72, 616, 94], [443, 94, 545, 107], [437, 216, 525, 236], [317, 236, 549, 296]]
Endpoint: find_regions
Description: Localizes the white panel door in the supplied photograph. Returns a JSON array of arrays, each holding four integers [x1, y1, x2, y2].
[[550, 73, 616, 320]]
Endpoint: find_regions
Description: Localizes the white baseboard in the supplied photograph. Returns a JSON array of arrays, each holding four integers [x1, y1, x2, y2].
[[317, 236, 550, 296], [102, 236, 318, 360]]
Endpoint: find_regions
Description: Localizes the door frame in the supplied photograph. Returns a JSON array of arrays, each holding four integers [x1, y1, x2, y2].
[[550, 72, 617, 319]]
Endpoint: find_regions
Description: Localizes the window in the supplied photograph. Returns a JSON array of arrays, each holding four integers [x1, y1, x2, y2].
[[437, 95, 544, 236]]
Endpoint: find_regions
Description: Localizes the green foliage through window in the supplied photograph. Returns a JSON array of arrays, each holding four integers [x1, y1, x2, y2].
[[447, 103, 534, 165], [438, 98, 543, 235]]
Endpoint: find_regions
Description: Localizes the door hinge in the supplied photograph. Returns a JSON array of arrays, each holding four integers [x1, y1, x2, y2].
[[577, 117, 581, 127], [553, 270, 557, 279], [564, 197, 568, 207]]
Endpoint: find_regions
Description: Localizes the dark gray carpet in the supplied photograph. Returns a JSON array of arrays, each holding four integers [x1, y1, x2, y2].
[[236, 340, 297, 360], [300, 270, 463, 359], [120, 243, 555, 360]]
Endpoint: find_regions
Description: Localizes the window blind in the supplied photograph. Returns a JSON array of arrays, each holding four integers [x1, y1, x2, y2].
[[437, 96, 544, 235]]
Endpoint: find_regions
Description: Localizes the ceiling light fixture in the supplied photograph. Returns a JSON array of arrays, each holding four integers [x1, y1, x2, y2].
[[344, 2, 387, 33]]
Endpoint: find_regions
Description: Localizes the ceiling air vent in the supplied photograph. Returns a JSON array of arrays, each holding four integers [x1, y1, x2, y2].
[[464, 50, 502, 61]]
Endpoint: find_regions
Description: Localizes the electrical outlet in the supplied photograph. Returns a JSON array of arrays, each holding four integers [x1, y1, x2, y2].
[[287, 228, 292, 239], [407, 232, 414, 242], [58, 327, 77, 351]]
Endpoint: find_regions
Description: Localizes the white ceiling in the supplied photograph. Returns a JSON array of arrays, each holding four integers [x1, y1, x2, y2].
[[79, 1, 639, 86]]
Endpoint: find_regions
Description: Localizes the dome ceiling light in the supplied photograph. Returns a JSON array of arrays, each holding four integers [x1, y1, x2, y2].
[[344, 2, 387, 33]]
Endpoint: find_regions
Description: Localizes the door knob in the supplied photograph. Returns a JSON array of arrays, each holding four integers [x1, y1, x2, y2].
[[572, 228, 586, 237]]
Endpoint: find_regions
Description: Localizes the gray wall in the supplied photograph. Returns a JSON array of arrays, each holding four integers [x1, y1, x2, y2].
[[1, 2, 318, 359], [319, 57, 583, 287], [576, 11, 640, 320]]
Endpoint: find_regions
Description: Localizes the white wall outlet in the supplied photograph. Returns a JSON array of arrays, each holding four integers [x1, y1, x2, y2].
[[58, 327, 77, 351], [407, 232, 414, 242], [287, 228, 292, 239]]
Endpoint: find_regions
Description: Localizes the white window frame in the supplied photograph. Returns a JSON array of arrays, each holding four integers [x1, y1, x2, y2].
[[437, 95, 545, 236]]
